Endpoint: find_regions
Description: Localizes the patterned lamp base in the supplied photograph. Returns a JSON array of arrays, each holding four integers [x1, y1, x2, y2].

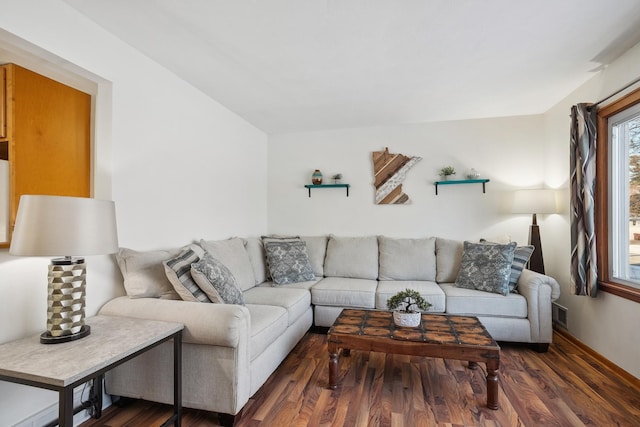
[[41, 258, 91, 344]]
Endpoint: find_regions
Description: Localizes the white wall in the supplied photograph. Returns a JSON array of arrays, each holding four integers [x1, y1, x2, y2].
[[268, 39, 640, 382], [268, 116, 546, 244], [0, 1, 267, 425], [542, 41, 640, 379]]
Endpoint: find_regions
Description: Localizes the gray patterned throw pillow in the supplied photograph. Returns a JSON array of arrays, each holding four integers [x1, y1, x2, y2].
[[263, 239, 316, 285], [480, 239, 534, 292], [455, 241, 517, 296], [191, 252, 244, 305]]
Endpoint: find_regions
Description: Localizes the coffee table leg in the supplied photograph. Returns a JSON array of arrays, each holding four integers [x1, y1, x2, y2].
[[328, 343, 338, 389], [486, 359, 499, 410], [343, 348, 350, 357]]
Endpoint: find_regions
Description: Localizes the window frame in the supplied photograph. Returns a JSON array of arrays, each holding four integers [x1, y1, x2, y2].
[[596, 86, 640, 303]]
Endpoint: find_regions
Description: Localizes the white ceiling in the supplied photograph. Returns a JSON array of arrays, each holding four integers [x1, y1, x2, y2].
[[62, 0, 640, 134]]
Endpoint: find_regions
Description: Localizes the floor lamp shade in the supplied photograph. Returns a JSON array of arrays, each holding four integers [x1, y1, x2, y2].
[[512, 189, 557, 275], [10, 195, 118, 343]]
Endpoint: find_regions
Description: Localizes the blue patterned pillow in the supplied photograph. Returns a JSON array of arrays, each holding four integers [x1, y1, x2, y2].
[[455, 241, 517, 296], [263, 239, 316, 285], [191, 252, 244, 305]]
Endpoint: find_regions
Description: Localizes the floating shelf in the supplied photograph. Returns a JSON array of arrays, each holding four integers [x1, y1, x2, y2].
[[434, 179, 490, 195], [304, 183, 350, 197]]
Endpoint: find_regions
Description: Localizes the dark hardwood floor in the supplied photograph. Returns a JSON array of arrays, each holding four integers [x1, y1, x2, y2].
[[81, 330, 640, 427]]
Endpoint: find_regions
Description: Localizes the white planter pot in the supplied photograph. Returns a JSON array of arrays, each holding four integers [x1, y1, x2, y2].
[[393, 311, 422, 328]]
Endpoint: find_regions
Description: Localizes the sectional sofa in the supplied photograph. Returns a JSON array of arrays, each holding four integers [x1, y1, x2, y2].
[[98, 234, 560, 425]]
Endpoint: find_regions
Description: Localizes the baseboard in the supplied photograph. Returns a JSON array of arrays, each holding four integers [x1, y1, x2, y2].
[[14, 383, 112, 427], [553, 327, 640, 388]]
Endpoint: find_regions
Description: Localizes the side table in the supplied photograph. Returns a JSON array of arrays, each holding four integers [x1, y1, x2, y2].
[[0, 315, 184, 427]]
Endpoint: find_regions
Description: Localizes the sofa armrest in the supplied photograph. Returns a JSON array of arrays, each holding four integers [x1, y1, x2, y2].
[[517, 269, 561, 301], [516, 269, 561, 343], [99, 296, 250, 347]]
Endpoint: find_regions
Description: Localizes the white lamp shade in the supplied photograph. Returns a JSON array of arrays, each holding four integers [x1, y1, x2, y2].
[[9, 195, 118, 257], [512, 189, 558, 214]]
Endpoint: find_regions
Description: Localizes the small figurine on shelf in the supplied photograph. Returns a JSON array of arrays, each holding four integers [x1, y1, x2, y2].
[[466, 168, 480, 179], [311, 169, 323, 185], [438, 166, 456, 180], [332, 173, 342, 184]]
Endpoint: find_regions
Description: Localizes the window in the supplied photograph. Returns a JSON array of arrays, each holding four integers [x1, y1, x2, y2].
[[609, 104, 640, 285], [596, 87, 640, 302]]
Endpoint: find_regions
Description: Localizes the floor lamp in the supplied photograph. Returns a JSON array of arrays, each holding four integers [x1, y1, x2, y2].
[[9, 195, 118, 343], [512, 189, 557, 275]]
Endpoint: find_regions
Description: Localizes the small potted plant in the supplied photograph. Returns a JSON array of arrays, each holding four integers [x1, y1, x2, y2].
[[439, 166, 456, 180], [332, 173, 343, 184], [387, 289, 431, 327]]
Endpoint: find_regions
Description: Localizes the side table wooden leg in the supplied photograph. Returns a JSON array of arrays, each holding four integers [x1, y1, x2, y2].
[[328, 343, 338, 390], [486, 359, 499, 410]]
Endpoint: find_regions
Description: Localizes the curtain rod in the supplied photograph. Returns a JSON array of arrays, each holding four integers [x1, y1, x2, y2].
[[588, 75, 640, 110]]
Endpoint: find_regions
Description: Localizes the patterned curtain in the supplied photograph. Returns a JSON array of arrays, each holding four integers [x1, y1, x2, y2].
[[570, 103, 598, 297]]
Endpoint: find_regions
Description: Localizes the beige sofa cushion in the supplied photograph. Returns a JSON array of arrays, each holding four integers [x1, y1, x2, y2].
[[246, 304, 288, 361], [243, 286, 311, 326], [439, 283, 527, 318], [311, 277, 377, 308], [244, 238, 268, 284], [117, 244, 202, 299], [301, 236, 328, 277], [435, 238, 464, 283], [323, 235, 378, 280], [375, 281, 445, 313], [378, 236, 436, 281], [200, 237, 257, 291]]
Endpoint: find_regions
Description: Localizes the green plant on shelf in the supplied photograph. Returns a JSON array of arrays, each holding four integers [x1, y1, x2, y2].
[[439, 166, 456, 178]]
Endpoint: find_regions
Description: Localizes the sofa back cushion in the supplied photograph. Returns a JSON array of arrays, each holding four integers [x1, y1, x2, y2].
[[117, 245, 202, 299], [199, 237, 257, 291], [244, 238, 268, 284], [378, 236, 436, 281], [435, 238, 464, 283], [301, 236, 328, 277], [323, 235, 378, 280]]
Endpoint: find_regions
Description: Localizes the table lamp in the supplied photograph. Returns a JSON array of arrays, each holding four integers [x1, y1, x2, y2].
[[10, 195, 118, 343], [512, 189, 557, 275]]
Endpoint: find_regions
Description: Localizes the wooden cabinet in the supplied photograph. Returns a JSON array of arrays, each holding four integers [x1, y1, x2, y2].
[[0, 66, 6, 140], [0, 64, 91, 246]]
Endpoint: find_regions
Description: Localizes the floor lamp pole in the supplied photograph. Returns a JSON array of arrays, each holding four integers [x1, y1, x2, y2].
[[528, 213, 545, 274]]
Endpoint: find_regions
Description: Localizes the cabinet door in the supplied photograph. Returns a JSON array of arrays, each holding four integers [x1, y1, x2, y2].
[[0, 66, 6, 140], [6, 64, 90, 246]]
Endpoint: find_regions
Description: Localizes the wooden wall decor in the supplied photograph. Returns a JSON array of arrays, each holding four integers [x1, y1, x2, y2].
[[372, 147, 422, 204]]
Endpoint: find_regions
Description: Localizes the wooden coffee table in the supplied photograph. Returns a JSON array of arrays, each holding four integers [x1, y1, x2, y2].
[[327, 309, 501, 409]]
